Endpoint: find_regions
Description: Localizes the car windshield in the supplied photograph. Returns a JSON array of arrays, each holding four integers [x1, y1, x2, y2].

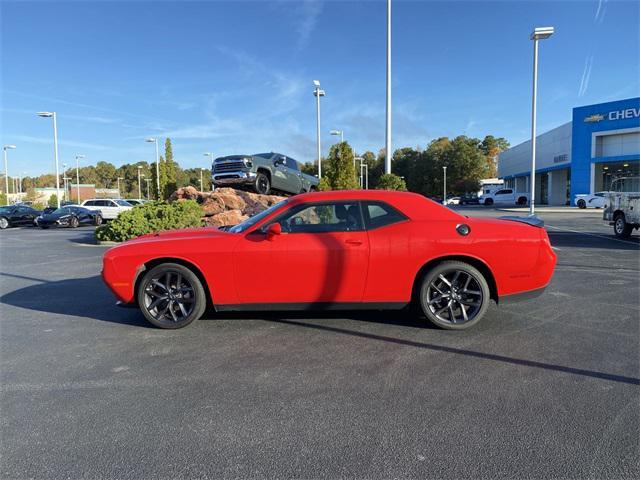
[[115, 200, 132, 206], [0, 207, 13, 214], [53, 208, 70, 215], [228, 199, 288, 233]]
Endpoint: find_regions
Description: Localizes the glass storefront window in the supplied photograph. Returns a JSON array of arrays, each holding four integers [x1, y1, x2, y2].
[[594, 160, 639, 191]]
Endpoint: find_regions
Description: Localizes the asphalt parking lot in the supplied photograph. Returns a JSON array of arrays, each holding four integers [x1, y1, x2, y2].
[[1, 208, 638, 479]]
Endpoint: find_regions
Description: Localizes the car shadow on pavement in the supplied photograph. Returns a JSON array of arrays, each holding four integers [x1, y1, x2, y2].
[[547, 230, 640, 250], [0, 273, 148, 327]]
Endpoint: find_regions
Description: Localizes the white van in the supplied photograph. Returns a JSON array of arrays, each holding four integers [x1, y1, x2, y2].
[[81, 199, 133, 220]]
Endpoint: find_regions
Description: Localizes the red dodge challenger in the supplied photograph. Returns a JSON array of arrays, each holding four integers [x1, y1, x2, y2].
[[102, 190, 556, 330]]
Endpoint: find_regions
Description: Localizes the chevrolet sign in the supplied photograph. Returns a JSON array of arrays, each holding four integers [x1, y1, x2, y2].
[[584, 114, 604, 123], [584, 107, 640, 123]]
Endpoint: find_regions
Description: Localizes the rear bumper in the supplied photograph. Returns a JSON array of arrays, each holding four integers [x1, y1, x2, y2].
[[499, 285, 547, 304], [212, 171, 256, 185]]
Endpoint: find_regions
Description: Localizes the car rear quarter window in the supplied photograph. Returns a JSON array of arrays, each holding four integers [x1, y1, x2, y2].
[[362, 201, 408, 230]]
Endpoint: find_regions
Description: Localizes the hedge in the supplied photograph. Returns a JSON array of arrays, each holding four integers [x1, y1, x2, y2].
[[95, 200, 203, 242]]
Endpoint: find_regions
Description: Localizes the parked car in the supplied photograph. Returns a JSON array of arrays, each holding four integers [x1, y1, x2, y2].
[[574, 192, 607, 209], [445, 196, 460, 205], [0, 205, 41, 229], [125, 199, 148, 206], [459, 193, 480, 205], [102, 190, 557, 330], [211, 152, 319, 195], [481, 188, 529, 206], [36, 206, 103, 229], [603, 176, 640, 238], [81, 199, 133, 219]]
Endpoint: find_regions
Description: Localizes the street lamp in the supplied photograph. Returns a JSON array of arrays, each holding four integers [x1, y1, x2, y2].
[[204, 153, 214, 191], [75, 155, 85, 203], [200, 168, 207, 191], [330, 130, 344, 143], [37, 112, 61, 208], [116, 177, 124, 198], [443, 166, 447, 205], [3, 145, 16, 202], [529, 26, 554, 215], [145, 137, 160, 198], [385, 0, 392, 175], [62, 163, 68, 200], [313, 80, 325, 179], [144, 178, 151, 199], [137, 166, 143, 199]]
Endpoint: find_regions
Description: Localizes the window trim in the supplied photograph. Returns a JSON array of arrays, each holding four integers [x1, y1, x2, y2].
[[361, 200, 409, 231]]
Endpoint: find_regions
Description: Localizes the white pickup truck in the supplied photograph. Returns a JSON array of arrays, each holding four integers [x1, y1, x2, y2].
[[481, 188, 529, 206], [603, 176, 640, 238]]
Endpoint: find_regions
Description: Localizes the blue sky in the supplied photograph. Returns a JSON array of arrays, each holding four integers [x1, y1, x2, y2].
[[1, 0, 639, 176]]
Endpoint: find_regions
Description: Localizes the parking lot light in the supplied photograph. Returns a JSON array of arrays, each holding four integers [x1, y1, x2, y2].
[[313, 80, 325, 179], [529, 26, 554, 215], [330, 130, 344, 143], [204, 153, 214, 191], [116, 177, 124, 198], [75, 155, 85, 203], [443, 166, 447, 205], [137, 166, 143, 199], [3, 145, 16, 202], [37, 112, 61, 208], [144, 178, 151, 199], [145, 138, 160, 198], [63, 163, 68, 201], [385, 0, 392, 175]]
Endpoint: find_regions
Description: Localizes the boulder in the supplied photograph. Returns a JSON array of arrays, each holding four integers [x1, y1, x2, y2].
[[204, 209, 249, 228]]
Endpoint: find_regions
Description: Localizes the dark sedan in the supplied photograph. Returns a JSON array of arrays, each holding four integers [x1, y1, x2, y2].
[[0, 205, 42, 229], [36, 206, 103, 229]]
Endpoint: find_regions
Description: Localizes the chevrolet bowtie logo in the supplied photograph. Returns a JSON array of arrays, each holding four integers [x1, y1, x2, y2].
[[584, 114, 604, 123]]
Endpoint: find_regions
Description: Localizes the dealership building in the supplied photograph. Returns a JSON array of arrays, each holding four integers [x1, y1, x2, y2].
[[497, 97, 640, 205]]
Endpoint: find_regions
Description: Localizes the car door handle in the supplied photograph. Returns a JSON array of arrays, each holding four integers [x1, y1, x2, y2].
[[345, 239, 363, 246]]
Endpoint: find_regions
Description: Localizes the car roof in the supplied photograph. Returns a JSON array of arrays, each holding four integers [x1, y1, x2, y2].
[[288, 190, 462, 221]]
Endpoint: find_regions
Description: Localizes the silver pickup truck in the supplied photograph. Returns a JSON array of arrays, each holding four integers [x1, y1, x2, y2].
[[211, 152, 319, 195], [603, 176, 640, 238]]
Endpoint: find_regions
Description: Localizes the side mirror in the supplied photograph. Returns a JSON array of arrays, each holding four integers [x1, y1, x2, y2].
[[266, 222, 282, 240]]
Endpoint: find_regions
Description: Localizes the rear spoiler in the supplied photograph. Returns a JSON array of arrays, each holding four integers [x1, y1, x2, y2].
[[498, 215, 544, 228]]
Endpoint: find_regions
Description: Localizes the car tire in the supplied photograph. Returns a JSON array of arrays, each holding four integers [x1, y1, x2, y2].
[[517, 197, 528, 206], [484, 198, 494, 206], [137, 263, 207, 329], [0, 217, 9, 229], [94, 215, 103, 226], [418, 261, 491, 330], [69, 216, 79, 228], [255, 172, 271, 195], [613, 214, 633, 239], [577, 199, 586, 209]]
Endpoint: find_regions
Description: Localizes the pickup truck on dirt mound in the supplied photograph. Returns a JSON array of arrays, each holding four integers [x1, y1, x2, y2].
[[211, 152, 319, 196]]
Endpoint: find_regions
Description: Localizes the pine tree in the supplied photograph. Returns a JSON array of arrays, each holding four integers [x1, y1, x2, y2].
[[324, 142, 359, 190], [163, 138, 177, 198]]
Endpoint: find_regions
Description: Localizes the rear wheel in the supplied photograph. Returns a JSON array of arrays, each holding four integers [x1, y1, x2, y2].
[[94, 215, 103, 226], [517, 196, 528, 206], [255, 172, 271, 195], [577, 199, 586, 209], [0, 217, 9, 229], [69, 216, 79, 228], [419, 261, 490, 330], [484, 198, 494, 206], [613, 214, 633, 239], [137, 263, 206, 329]]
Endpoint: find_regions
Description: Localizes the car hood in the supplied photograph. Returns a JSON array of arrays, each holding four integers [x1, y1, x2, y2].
[[39, 213, 70, 221], [125, 227, 232, 244]]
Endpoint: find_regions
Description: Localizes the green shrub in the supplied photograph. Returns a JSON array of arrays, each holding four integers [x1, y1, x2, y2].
[[95, 200, 203, 242], [48, 194, 58, 208], [0, 193, 7, 206], [376, 173, 407, 191]]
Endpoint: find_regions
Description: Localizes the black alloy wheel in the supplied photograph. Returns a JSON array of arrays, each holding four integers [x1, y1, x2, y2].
[[137, 263, 206, 329], [255, 172, 271, 195], [484, 198, 494, 206], [577, 199, 586, 209], [419, 261, 490, 330]]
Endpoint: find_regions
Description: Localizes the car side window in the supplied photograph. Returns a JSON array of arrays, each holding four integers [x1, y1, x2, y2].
[[287, 158, 299, 171], [362, 201, 408, 230], [274, 202, 363, 233], [85, 201, 95, 207]]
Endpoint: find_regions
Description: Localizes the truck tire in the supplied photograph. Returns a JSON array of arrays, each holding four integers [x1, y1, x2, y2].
[[613, 213, 633, 239], [577, 199, 586, 209], [517, 196, 528, 206], [484, 198, 494, 206], [255, 172, 271, 195]]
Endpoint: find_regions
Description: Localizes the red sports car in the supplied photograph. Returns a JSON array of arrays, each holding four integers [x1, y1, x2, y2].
[[102, 190, 556, 330]]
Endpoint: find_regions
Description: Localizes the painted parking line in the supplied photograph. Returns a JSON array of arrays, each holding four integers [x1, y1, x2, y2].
[[546, 224, 640, 246]]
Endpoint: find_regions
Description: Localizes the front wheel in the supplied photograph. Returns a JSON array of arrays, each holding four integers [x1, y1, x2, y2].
[[255, 172, 271, 195], [137, 263, 207, 329], [484, 198, 494, 206], [419, 261, 490, 330], [94, 215, 103, 226], [69, 216, 79, 228], [0, 217, 9, 229], [613, 214, 633, 239], [577, 199, 586, 209]]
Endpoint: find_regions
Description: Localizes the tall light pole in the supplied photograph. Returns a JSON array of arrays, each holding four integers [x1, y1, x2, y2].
[[529, 26, 554, 215], [146, 137, 160, 198], [116, 177, 124, 198], [385, 0, 392, 175], [330, 129, 344, 143], [313, 80, 325, 179], [137, 166, 143, 199], [37, 112, 60, 208], [443, 166, 447, 205], [144, 178, 151, 199], [204, 153, 214, 191], [62, 163, 68, 200], [75, 155, 84, 203], [3, 145, 16, 202]]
